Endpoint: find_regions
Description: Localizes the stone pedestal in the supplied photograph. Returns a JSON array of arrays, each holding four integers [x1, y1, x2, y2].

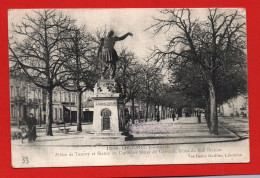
[[86, 79, 133, 142]]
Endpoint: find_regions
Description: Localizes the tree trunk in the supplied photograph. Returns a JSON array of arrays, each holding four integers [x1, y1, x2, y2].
[[153, 104, 156, 120], [161, 105, 164, 120], [39, 102, 42, 127], [77, 91, 82, 131], [131, 98, 135, 123], [16, 104, 20, 129], [205, 100, 211, 129], [157, 104, 159, 120], [209, 81, 219, 135], [165, 107, 167, 118], [46, 88, 53, 136], [145, 101, 149, 122], [70, 101, 72, 125]]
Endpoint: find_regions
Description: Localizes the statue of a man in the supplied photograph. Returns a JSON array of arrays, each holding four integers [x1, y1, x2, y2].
[[98, 31, 133, 79]]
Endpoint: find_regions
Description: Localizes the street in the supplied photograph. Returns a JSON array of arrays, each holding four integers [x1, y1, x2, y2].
[[11, 116, 249, 146], [219, 117, 249, 139], [11, 116, 250, 167]]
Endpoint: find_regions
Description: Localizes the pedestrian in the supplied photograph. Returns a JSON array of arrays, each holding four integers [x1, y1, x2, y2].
[[176, 111, 179, 120], [172, 112, 176, 121], [25, 113, 37, 142], [156, 112, 160, 122], [197, 112, 201, 123]]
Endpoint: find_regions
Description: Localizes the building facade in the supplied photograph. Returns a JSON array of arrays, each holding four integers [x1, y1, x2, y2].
[[10, 76, 93, 126], [219, 94, 248, 117], [10, 77, 44, 126]]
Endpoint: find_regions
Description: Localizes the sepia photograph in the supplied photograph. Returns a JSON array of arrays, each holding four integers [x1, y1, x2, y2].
[[8, 8, 249, 168]]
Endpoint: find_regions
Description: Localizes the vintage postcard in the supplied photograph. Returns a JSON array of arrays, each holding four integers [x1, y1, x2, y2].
[[9, 8, 249, 168]]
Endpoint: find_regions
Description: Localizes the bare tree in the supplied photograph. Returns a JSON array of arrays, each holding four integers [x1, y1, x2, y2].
[[116, 50, 145, 118], [148, 8, 247, 134], [9, 9, 75, 136], [88, 27, 109, 77], [60, 26, 98, 131], [138, 64, 162, 122]]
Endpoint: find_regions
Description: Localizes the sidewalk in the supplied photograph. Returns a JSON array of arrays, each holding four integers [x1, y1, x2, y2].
[[129, 117, 240, 144], [11, 116, 240, 146]]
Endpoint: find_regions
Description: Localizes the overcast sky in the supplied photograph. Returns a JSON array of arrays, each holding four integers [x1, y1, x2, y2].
[[8, 8, 246, 62], [9, 9, 165, 61]]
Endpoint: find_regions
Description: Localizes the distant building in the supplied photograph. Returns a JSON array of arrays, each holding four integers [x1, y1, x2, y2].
[[82, 93, 94, 122], [52, 87, 77, 123], [52, 88, 94, 123], [10, 77, 45, 126], [219, 94, 248, 117], [10, 76, 93, 126]]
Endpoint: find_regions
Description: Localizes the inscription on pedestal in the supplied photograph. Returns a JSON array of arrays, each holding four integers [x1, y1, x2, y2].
[[103, 117, 110, 130], [101, 108, 112, 131], [96, 101, 117, 106]]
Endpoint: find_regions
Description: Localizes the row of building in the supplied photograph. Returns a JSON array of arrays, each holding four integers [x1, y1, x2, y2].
[[10, 76, 249, 126], [10, 76, 95, 126]]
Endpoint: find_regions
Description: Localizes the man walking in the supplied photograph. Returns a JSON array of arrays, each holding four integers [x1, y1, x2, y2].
[[172, 112, 176, 121]]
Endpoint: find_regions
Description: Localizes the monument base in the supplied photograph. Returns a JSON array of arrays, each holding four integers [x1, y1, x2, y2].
[[88, 79, 133, 142]]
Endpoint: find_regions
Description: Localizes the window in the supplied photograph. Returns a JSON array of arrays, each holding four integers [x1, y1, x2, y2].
[[71, 93, 75, 103], [38, 90, 41, 99], [68, 93, 71, 102], [10, 86, 14, 98], [60, 92, 63, 102], [21, 87, 26, 97], [53, 91, 56, 101], [59, 108, 62, 120], [61, 92, 63, 102], [61, 92, 65, 102], [11, 105, 15, 117], [56, 92, 60, 102], [20, 105, 23, 118], [18, 105, 21, 117], [52, 91, 56, 101], [57, 108, 60, 120], [54, 108, 57, 120], [65, 93, 68, 102], [16, 87, 20, 97], [33, 89, 36, 98]]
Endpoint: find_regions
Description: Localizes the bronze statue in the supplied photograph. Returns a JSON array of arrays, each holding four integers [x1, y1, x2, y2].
[[98, 31, 133, 79]]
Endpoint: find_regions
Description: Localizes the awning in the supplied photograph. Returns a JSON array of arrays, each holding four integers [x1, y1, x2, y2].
[[64, 106, 78, 111], [83, 100, 94, 108]]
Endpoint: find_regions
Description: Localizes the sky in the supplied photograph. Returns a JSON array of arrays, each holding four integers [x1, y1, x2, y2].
[[65, 8, 166, 60], [9, 8, 165, 61], [8, 8, 246, 63]]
